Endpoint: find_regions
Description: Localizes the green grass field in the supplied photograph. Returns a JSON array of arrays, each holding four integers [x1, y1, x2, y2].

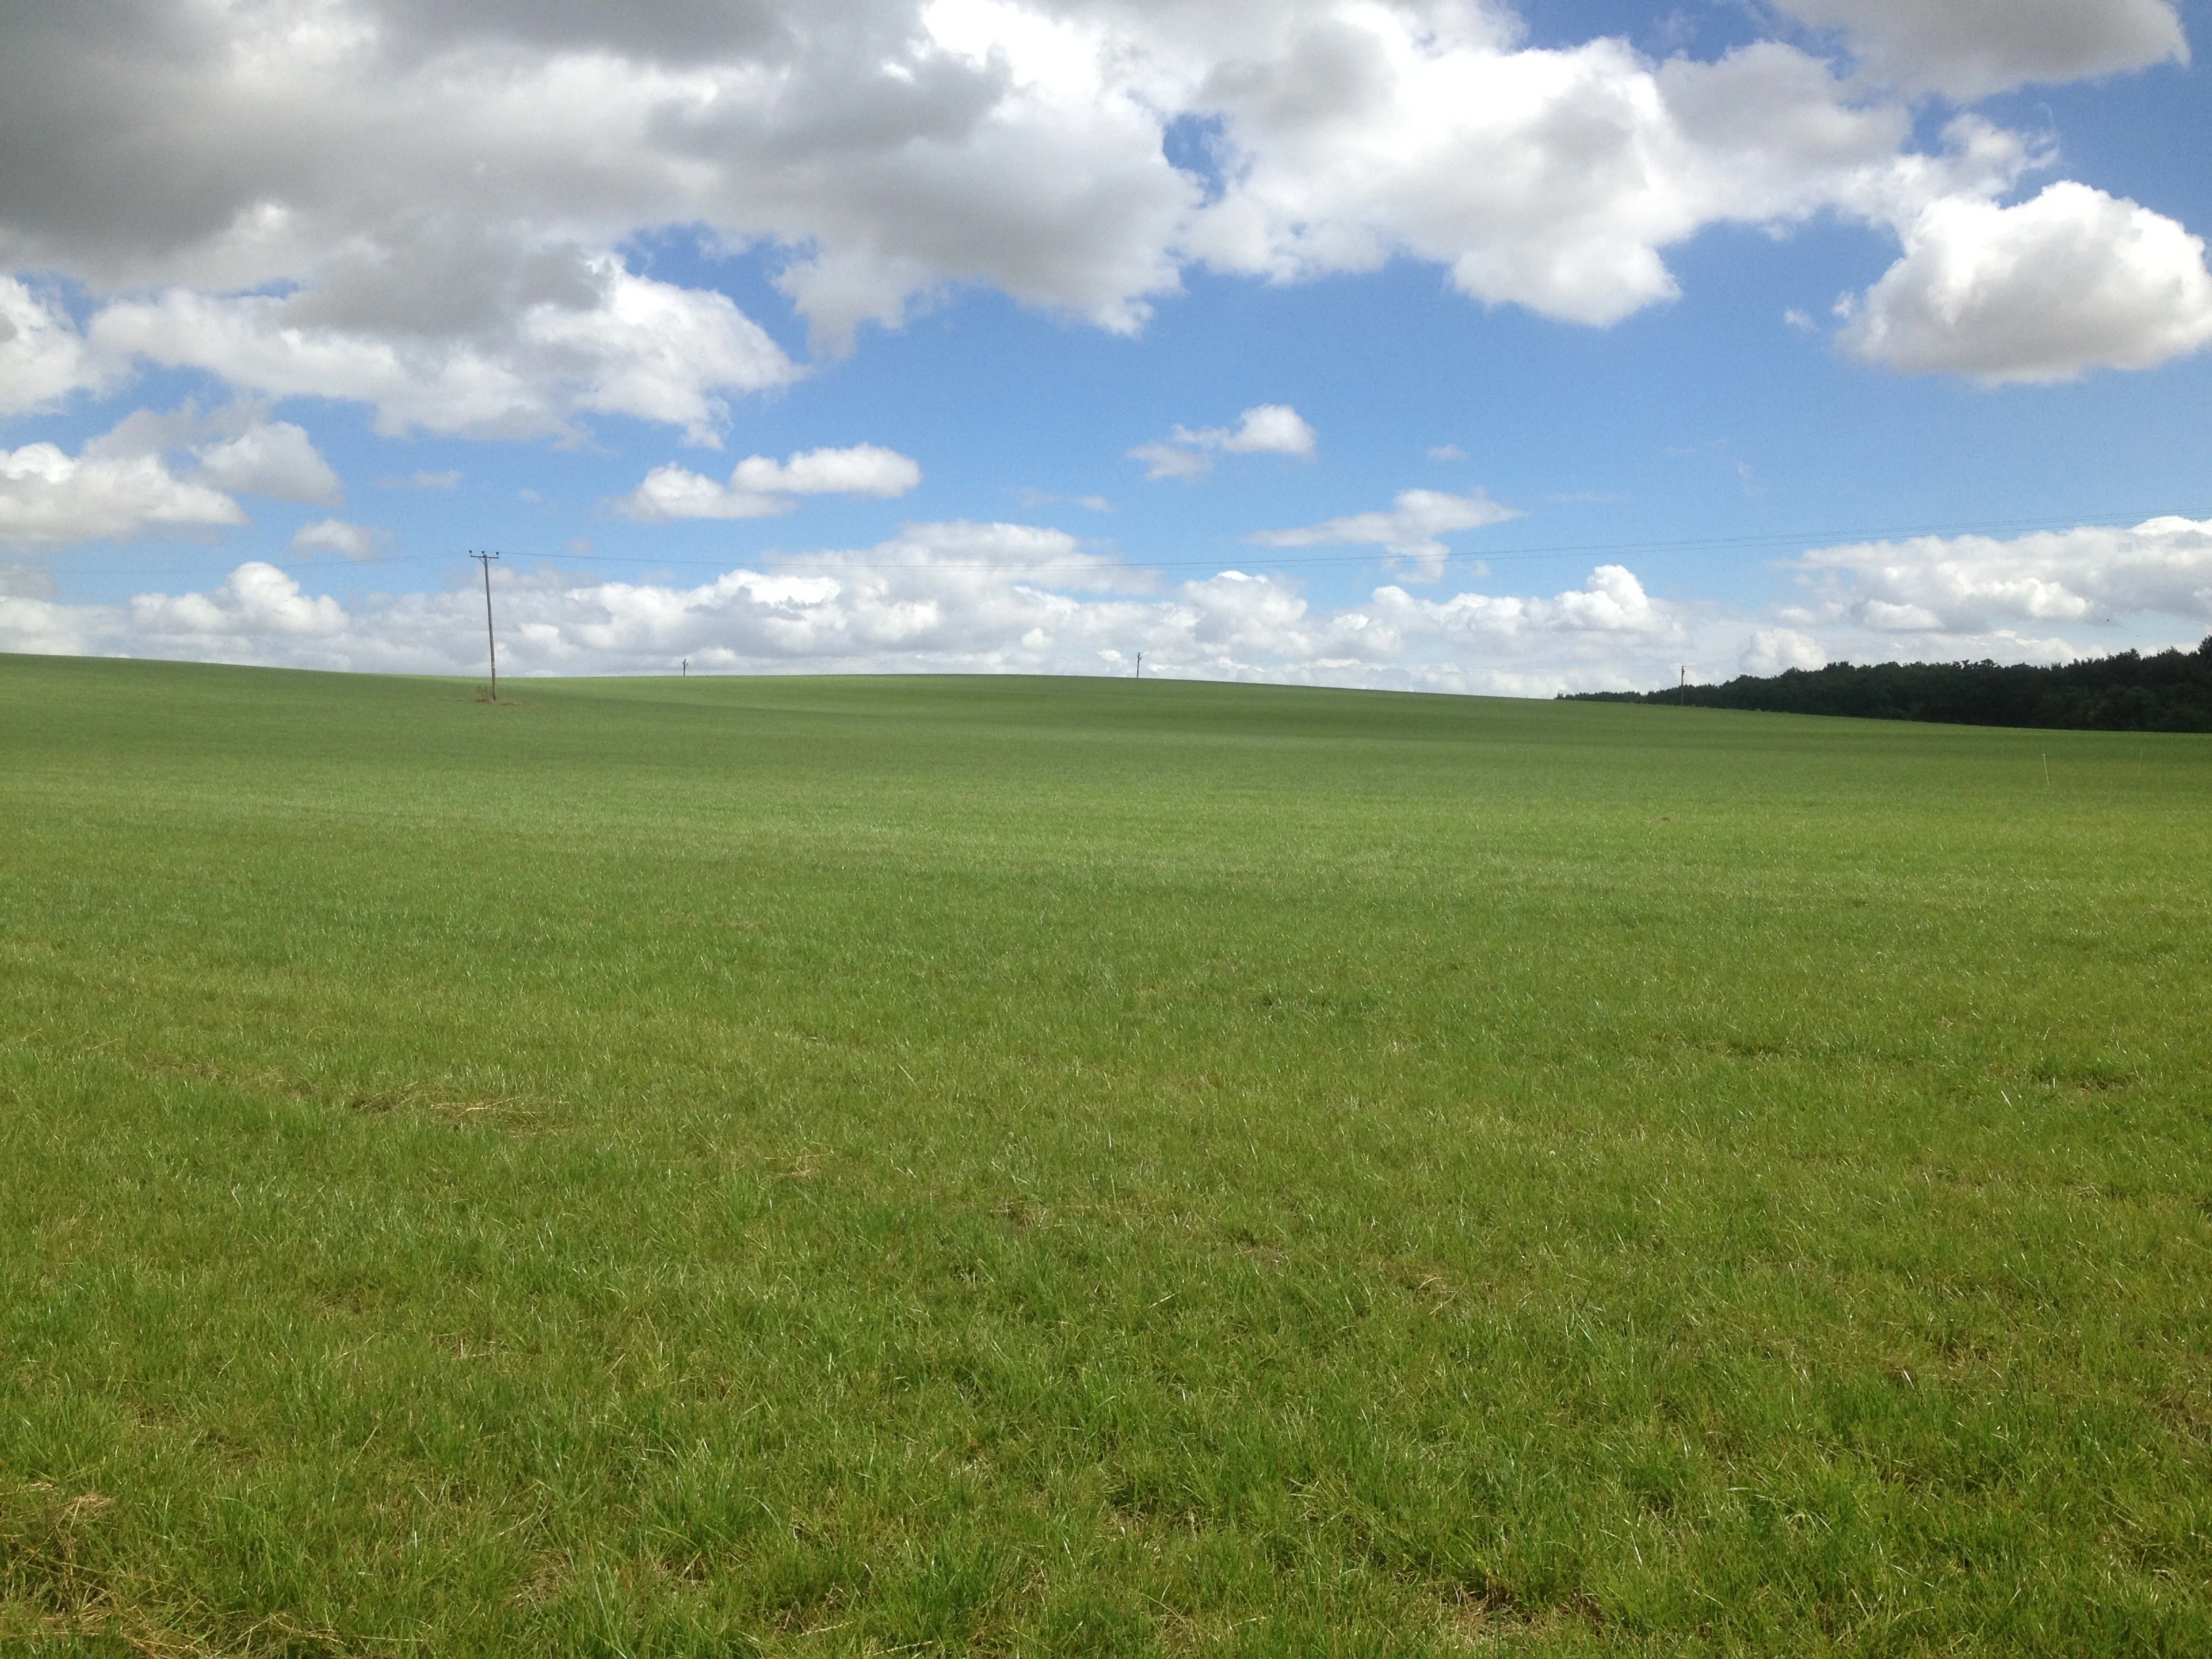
[[4, 653, 2210, 1656]]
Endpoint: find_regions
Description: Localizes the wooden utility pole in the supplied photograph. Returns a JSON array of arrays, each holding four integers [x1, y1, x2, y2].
[[1678, 665, 1687, 705], [1134, 651, 1143, 680], [470, 550, 501, 700]]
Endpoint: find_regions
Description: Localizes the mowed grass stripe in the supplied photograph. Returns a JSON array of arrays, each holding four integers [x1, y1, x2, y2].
[[3, 653, 2209, 1656]]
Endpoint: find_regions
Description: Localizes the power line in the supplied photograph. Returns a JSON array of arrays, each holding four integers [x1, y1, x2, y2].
[[30, 505, 2209, 583], [487, 508, 2199, 575]]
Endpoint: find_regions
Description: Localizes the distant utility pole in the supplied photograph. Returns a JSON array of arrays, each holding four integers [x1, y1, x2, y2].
[[1134, 651, 1143, 680], [470, 550, 501, 700], [681, 659, 689, 678], [1678, 665, 1687, 705]]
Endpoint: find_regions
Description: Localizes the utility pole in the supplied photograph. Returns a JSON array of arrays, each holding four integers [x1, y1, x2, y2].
[[470, 550, 501, 701], [1134, 651, 1143, 680], [1678, 665, 1687, 705], [681, 659, 689, 678]]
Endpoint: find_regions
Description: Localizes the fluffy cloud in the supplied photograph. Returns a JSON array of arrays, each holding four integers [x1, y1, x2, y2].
[[618, 443, 923, 521], [129, 562, 351, 658], [0, 438, 245, 546], [1841, 182, 2212, 381], [194, 420, 344, 505], [0, 592, 116, 657], [1740, 626, 1828, 675], [0, 562, 110, 659], [1786, 515, 2212, 640], [1370, 565, 1679, 644], [291, 519, 385, 559], [1010, 487, 1111, 512], [89, 264, 798, 443], [15, 512, 2211, 691], [619, 466, 792, 523], [0, 517, 1701, 692], [1769, 0, 2188, 99], [0, 401, 359, 547], [1181, 35, 1931, 326], [0, 277, 106, 414], [1130, 403, 1319, 480], [1249, 488, 1521, 577], [0, 0, 2194, 443], [730, 445, 924, 497]]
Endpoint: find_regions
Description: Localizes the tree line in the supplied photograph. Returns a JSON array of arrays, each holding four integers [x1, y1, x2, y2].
[[1565, 637, 2212, 731]]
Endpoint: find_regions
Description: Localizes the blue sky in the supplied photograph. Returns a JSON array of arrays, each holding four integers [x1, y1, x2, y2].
[[3, 0, 2210, 693]]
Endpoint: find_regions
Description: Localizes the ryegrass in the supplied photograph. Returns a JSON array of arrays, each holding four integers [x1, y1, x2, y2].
[[3, 653, 2209, 1656]]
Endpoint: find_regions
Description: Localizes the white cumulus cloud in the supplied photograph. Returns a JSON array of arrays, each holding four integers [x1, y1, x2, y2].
[[11, 0, 2184, 436], [0, 403, 346, 548], [1841, 182, 2212, 382], [1788, 515, 2212, 638], [0, 437, 245, 546], [194, 420, 344, 505], [1372, 564, 1679, 642], [87, 264, 798, 444], [0, 277, 107, 415], [17, 514, 2207, 693], [1740, 626, 1828, 675], [1130, 403, 1318, 480], [1250, 488, 1522, 577], [0, 516, 1704, 693], [0, 592, 116, 656], [1183, 34, 1916, 325], [731, 445, 924, 497], [618, 443, 924, 522], [291, 518, 385, 560], [1769, 0, 2189, 99], [129, 562, 351, 658], [620, 466, 793, 523]]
